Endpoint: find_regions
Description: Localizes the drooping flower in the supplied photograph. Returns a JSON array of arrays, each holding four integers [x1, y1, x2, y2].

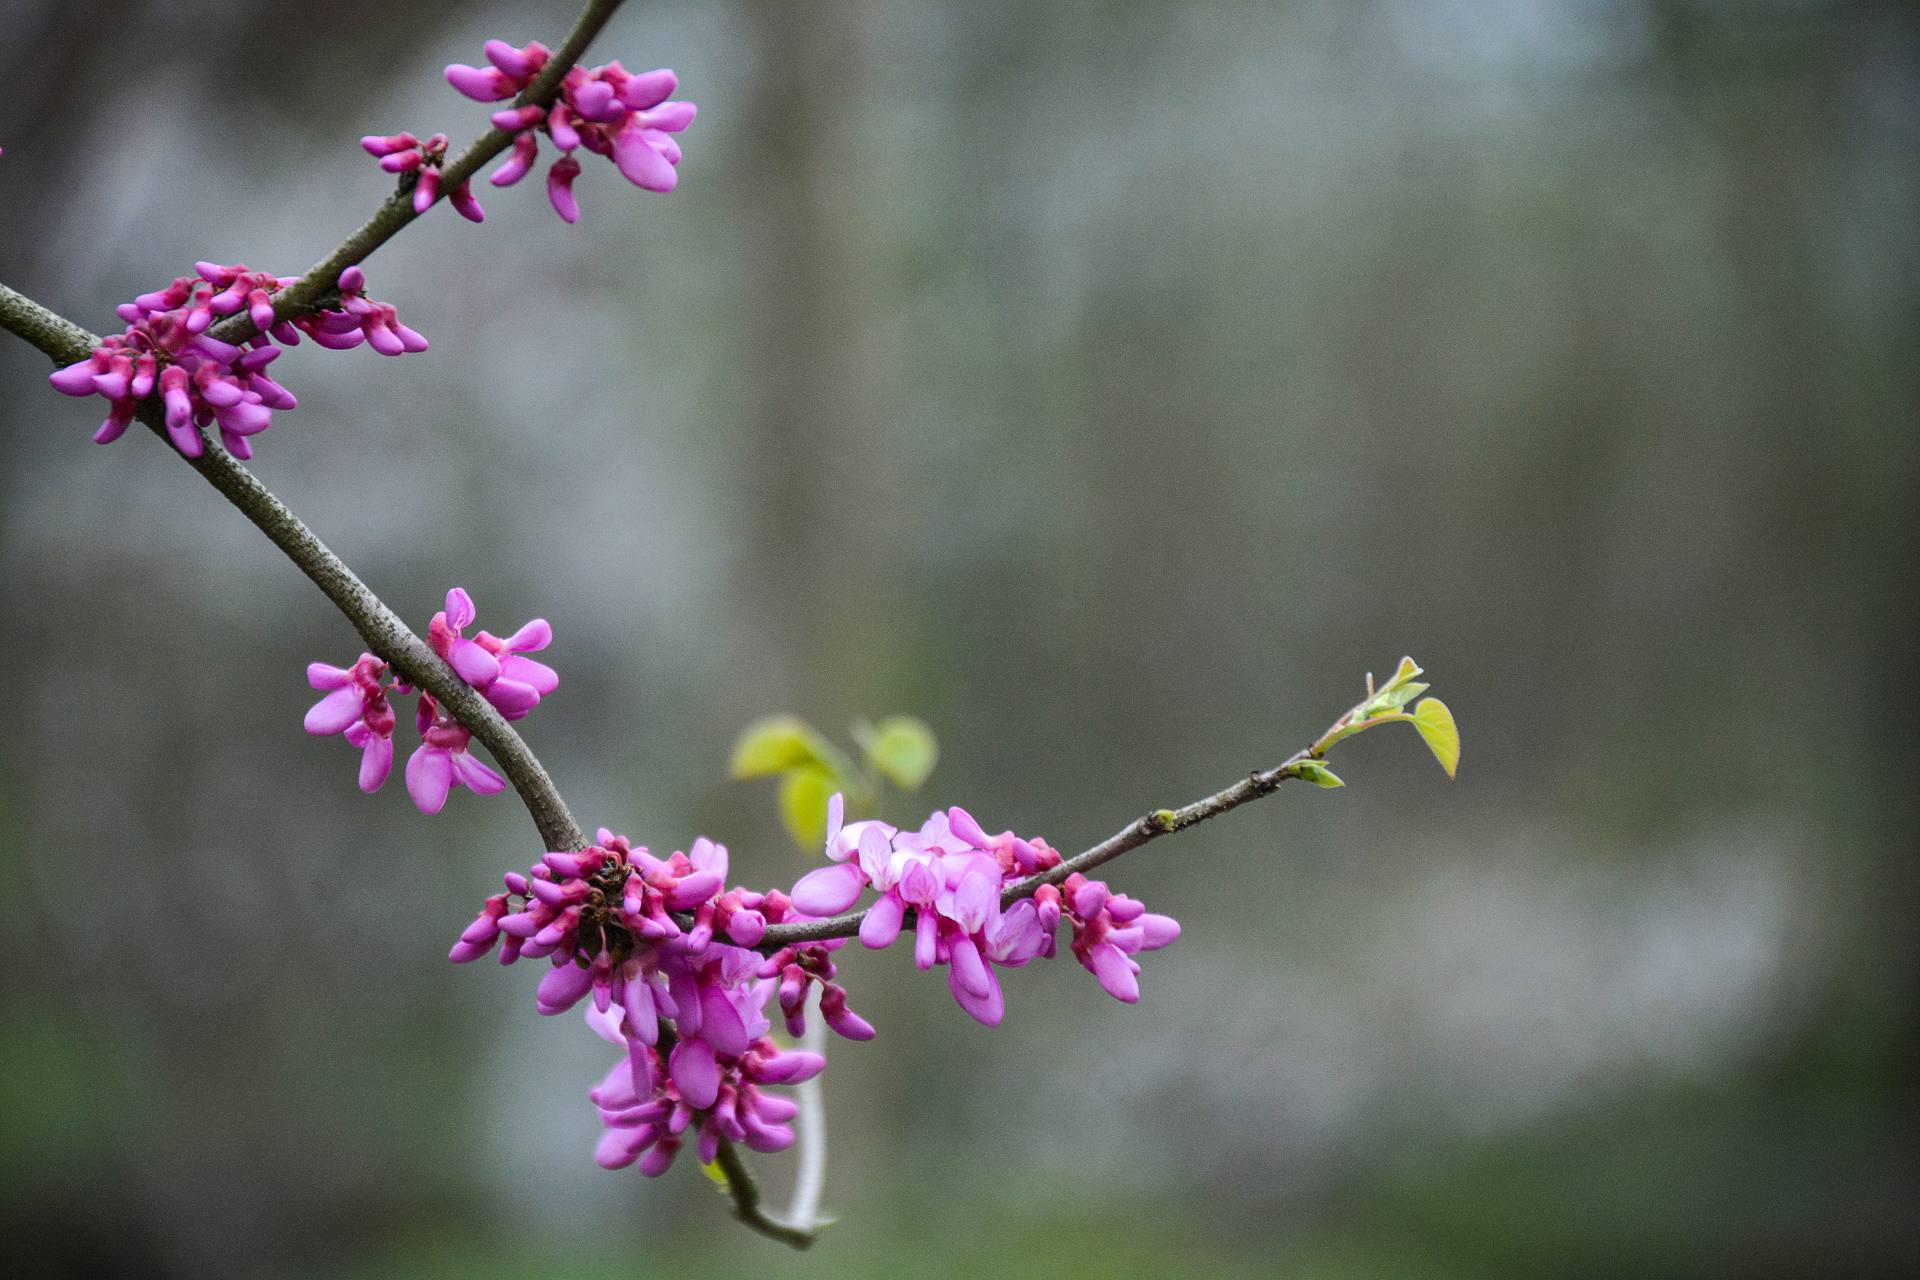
[[304, 653, 398, 792], [405, 693, 507, 814]]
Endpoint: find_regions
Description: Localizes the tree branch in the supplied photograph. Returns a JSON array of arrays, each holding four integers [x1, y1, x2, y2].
[[755, 712, 1368, 950], [0, 282, 585, 852], [0, 0, 636, 850], [207, 0, 629, 345]]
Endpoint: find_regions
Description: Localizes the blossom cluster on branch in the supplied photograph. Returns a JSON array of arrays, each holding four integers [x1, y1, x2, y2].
[[47, 263, 422, 458], [306, 587, 556, 812], [448, 787, 1180, 1182], [0, 6, 1464, 1247], [789, 795, 1180, 1023]]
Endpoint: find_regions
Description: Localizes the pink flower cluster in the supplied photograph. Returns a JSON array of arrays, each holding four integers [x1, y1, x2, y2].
[[444, 39, 695, 222], [48, 263, 422, 458], [452, 830, 859, 1177], [789, 796, 1180, 1023], [360, 131, 486, 222], [305, 587, 555, 813]]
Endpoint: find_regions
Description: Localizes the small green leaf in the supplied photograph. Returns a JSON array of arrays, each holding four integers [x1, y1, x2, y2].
[[729, 716, 828, 779], [863, 715, 939, 791], [1294, 760, 1345, 788], [700, 1160, 730, 1190], [1411, 697, 1460, 778], [779, 766, 837, 848], [1381, 656, 1423, 693]]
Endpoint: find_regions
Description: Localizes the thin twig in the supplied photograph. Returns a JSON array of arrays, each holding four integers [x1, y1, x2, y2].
[[0, 0, 631, 850], [0, 283, 585, 852], [755, 725, 1358, 950], [712, 1141, 819, 1250], [207, 0, 629, 346]]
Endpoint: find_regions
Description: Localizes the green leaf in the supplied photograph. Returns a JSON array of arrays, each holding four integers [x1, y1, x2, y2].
[[1294, 760, 1345, 788], [700, 1160, 730, 1190], [1411, 697, 1461, 778], [779, 766, 837, 848], [729, 716, 828, 779], [863, 715, 939, 791], [1380, 656, 1423, 694]]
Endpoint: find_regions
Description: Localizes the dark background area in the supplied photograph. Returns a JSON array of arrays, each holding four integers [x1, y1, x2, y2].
[[1, 1, 1914, 1275]]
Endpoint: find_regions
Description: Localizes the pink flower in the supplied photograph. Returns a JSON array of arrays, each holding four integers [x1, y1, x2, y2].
[[405, 693, 507, 814], [50, 263, 423, 459], [304, 654, 398, 792], [445, 39, 695, 222], [783, 796, 1178, 1026], [425, 587, 559, 721], [358, 131, 482, 223], [456, 830, 843, 1177]]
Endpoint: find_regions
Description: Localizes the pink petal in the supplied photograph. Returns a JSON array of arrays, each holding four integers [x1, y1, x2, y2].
[[859, 891, 906, 950], [358, 734, 394, 793], [669, 1039, 720, 1109], [452, 752, 506, 795], [790, 862, 866, 917], [405, 746, 454, 814], [304, 685, 364, 736]]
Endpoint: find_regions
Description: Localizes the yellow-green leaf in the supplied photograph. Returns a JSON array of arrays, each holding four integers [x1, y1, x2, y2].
[[700, 1160, 730, 1190], [864, 715, 939, 791], [1294, 760, 1345, 788], [1380, 656, 1423, 693], [729, 716, 828, 779], [1412, 697, 1460, 778], [779, 766, 836, 848]]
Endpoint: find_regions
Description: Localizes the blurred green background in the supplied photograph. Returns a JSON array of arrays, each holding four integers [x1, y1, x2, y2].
[[1, 0, 1914, 1276]]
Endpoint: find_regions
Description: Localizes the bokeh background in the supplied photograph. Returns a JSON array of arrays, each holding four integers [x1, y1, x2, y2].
[[1, 1, 1914, 1276]]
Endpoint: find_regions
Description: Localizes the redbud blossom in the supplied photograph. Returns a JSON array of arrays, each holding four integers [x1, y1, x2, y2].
[[443, 39, 695, 222]]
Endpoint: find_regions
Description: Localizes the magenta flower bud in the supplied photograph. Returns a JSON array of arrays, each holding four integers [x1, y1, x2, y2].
[[536, 961, 594, 1015], [411, 166, 441, 214], [668, 1039, 719, 1109], [483, 39, 540, 80], [638, 1138, 679, 1178], [93, 402, 135, 444], [1138, 912, 1181, 949], [337, 266, 366, 293], [49, 357, 102, 396], [547, 101, 582, 152], [444, 62, 515, 101], [613, 116, 677, 192], [1087, 942, 1140, 1003], [819, 984, 876, 1041], [491, 131, 538, 186], [491, 104, 546, 132], [751, 1050, 826, 1085], [379, 150, 422, 173], [245, 289, 276, 331], [1072, 880, 1109, 920], [448, 181, 485, 223], [546, 156, 582, 223], [360, 132, 419, 157], [448, 938, 493, 964], [724, 909, 766, 947], [946, 806, 991, 849], [790, 861, 867, 916], [639, 100, 697, 133], [619, 68, 678, 110], [570, 79, 618, 122], [667, 870, 724, 910]]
